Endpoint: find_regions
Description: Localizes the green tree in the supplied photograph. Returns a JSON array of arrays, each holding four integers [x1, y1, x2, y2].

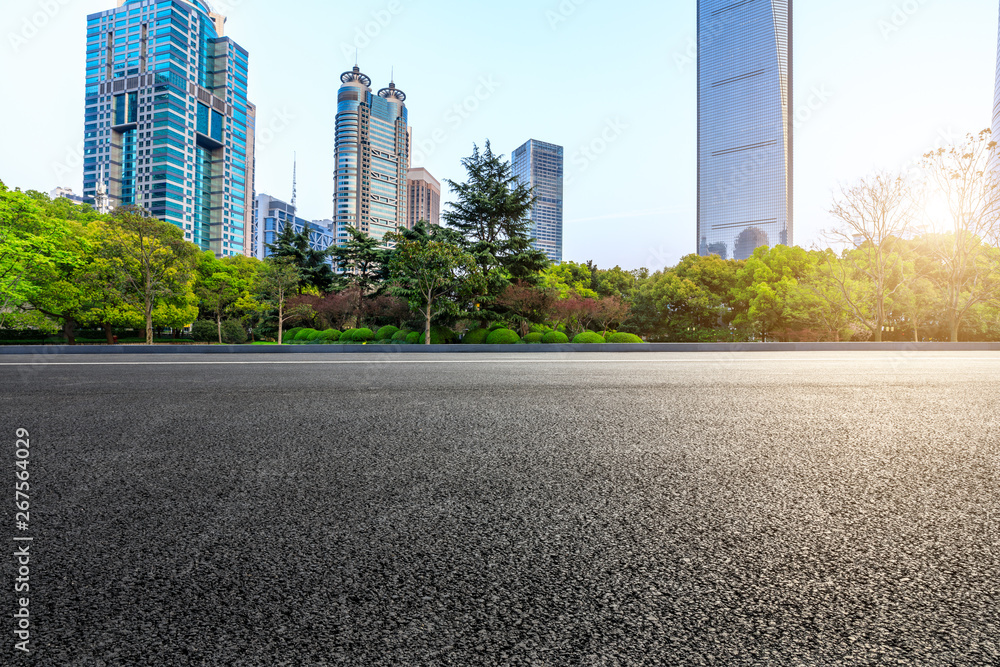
[[259, 257, 312, 344], [387, 235, 481, 345], [266, 222, 335, 293], [101, 206, 199, 345], [443, 142, 551, 321], [329, 226, 388, 328], [194, 252, 243, 344]]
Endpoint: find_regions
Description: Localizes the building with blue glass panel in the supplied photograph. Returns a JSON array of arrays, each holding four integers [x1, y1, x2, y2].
[[83, 0, 256, 257], [697, 0, 792, 260], [253, 194, 334, 263], [511, 139, 564, 263], [334, 66, 409, 247]]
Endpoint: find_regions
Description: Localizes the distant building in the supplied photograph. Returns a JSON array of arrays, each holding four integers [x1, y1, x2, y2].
[[50, 187, 86, 204], [253, 194, 333, 262], [407, 168, 441, 227], [511, 139, 564, 263], [83, 0, 256, 257], [697, 0, 793, 260], [334, 65, 409, 246]]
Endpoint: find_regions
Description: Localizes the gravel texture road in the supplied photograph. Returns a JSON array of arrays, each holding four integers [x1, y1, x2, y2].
[[2, 352, 998, 665]]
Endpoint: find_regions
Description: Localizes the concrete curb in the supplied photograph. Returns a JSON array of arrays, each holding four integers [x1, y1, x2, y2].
[[2, 342, 1000, 355]]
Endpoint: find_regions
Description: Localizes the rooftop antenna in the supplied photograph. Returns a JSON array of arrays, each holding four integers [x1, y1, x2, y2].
[[355, 48, 358, 67], [291, 152, 298, 210]]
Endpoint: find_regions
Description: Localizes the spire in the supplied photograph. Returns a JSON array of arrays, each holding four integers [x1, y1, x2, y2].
[[291, 152, 298, 210]]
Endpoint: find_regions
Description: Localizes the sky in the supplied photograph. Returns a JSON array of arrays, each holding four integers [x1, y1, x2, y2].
[[1, 0, 998, 271]]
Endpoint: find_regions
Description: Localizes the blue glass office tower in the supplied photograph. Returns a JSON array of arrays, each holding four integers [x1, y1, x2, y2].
[[511, 139, 564, 263], [697, 0, 792, 260], [83, 0, 255, 257], [334, 66, 409, 246]]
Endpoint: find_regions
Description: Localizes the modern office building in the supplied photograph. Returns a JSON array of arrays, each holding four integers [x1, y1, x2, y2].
[[50, 187, 87, 204], [697, 0, 792, 260], [83, 0, 256, 257], [333, 66, 409, 246], [407, 167, 441, 227], [511, 139, 564, 263], [252, 194, 334, 262]]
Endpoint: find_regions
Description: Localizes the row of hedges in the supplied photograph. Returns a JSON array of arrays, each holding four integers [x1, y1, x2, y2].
[[278, 326, 644, 346]]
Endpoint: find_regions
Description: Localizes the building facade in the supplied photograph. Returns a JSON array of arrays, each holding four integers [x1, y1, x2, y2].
[[697, 0, 792, 260], [253, 194, 334, 262], [83, 0, 255, 257], [511, 139, 564, 263], [407, 167, 441, 227], [50, 187, 86, 204], [993, 1, 1000, 144], [333, 66, 409, 246]]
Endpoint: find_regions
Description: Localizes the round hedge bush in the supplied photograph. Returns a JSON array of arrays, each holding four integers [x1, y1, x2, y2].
[[316, 329, 342, 343], [376, 325, 399, 341], [283, 327, 304, 341], [295, 328, 319, 342], [350, 328, 374, 343], [392, 329, 411, 342], [486, 328, 521, 345], [606, 332, 643, 344], [305, 329, 323, 342], [406, 332, 421, 345], [419, 326, 458, 345], [573, 331, 606, 344], [191, 319, 217, 342], [221, 320, 248, 345], [462, 328, 490, 345], [522, 332, 544, 344], [541, 331, 570, 344], [489, 323, 508, 332]]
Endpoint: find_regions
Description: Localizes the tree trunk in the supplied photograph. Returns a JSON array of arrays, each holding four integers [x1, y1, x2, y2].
[[873, 329, 882, 343], [277, 298, 284, 345], [63, 318, 77, 346], [145, 299, 154, 345], [103, 322, 114, 345], [425, 301, 432, 346], [217, 313, 223, 345], [950, 321, 960, 343]]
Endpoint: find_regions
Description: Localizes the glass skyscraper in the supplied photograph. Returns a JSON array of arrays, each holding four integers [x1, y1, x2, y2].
[[334, 66, 409, 246], [83, 0, 255, 257], [511, 139, 564, 263], [697, 0, 792, 260]]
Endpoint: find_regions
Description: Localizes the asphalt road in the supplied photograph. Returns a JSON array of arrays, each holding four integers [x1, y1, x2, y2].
[[2, 352, 999, 665]]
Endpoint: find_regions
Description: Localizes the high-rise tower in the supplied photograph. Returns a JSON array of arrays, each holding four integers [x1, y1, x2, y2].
[[83, 0, 256, 257], [333, 66, 409, 246], [511, 139, 564, 263], [697, 0, 792, 260]]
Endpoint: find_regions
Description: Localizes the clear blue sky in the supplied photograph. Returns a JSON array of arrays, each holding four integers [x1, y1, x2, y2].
[[1, 0, 997, 270]]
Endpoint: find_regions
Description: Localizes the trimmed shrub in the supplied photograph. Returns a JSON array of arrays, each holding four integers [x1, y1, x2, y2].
[[351, 328, 374, 343], [392, 329, 411, 342], [541, 331, 570, 344], [489, 323, 507, 332], [284, 327, 305, 341], [529, 324, 553, 335], [486, 328, 521, 345], [522, 332, 544, 344], [295, 328, 318, 341], [419, 326, 458, 345], [606, 332, 643, 344], [376, 325, 400, 341], [316, 329, 342, 343], [305, 329, 323, 342], [573, 331, 606, 344], [221, 320, 248, 345], [406, 332, 421, 345], [462, 328, 490, 345], [191, 319, 217, 343]]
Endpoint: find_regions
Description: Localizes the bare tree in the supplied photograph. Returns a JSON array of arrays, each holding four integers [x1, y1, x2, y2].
[[922, 130, 1000, 342], [820, 171, 917, 342]]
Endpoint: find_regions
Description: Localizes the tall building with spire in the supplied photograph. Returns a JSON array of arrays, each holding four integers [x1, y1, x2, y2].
[[333, 66, 409, 246], [697, 0, 792, 260], [82, 0, 255, 257]]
